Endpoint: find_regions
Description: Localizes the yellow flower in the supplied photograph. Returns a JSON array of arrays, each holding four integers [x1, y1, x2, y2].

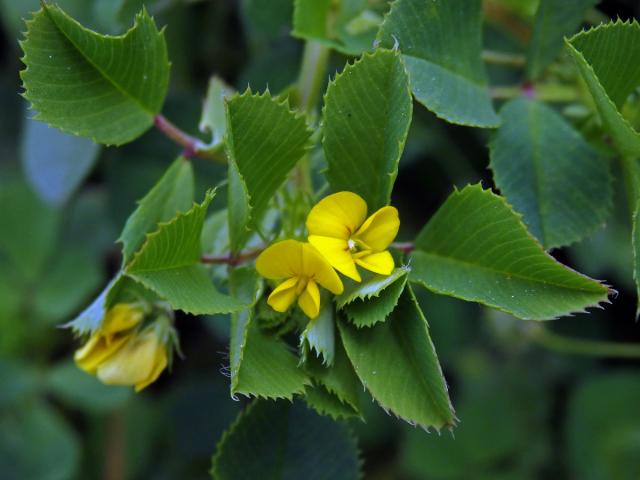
[[306, 192, 399, 282], [74, 303, 144, 374], [96, 328, 168, 392], [74, 303, 169, 391], [256, 239, 344, 319]]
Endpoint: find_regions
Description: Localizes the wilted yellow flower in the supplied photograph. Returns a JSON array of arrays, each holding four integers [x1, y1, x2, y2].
[[306, 192, 399, 282], [96, 328, 168, 392], [74, 303, 169, 391], [256, 239, 343, 319], [74, 303, 144, 374]]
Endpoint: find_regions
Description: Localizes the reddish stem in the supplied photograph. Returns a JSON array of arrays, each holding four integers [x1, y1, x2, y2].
[[153, 114, 222, 161], [201, 247, 264, 266], [391, 242, 414, 254]]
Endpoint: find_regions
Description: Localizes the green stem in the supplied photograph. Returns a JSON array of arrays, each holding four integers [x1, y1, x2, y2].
[[620, 155, 640, 215], [482, 49, 525, 68], [293, 41, 331, 194], [297, 41, 330, 115], [490, 84, 579, 102], [528, 325, 640, 359]]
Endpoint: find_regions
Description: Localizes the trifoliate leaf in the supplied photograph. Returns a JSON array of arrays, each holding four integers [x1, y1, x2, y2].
[[119, 157, 194, 265], [126, 190, 245, 315], [490, 99, 612, 249], [339, 286, 454, 430], [304, 384, 360, 420], [20, 5, 170, 145], [336, 267, 409, 309], [211, 400, 361, 480], [377, 0, 499, 127], [342, 271, 408, 328], [229, 268, 309, 400], [410, 184, 610, 320], [225, 90, 312, 252], [323, 48, 412, 211]]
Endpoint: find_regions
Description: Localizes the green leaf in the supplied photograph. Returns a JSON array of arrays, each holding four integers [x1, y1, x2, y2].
[[292, 0, 383, 55], [199, 76, 234, 151], [300, 299, 335, 366], [336, 267, 409, 308], [126, 190, 244, 315], [410, 184, 610, 320], [339, 286, 455, 430], [567, 21, 640, 316], [119, 157, 194, 265], [225, 90, 311, 251], [490, 99, 612, 249], [229, 267, 309, 400], [566, 373, 640, 480], [526, 0, 597, 79], [304, 332, 361, 415], [566, 21, 640, 158], [211, 400, 361, 480], [20, 4, 170, 145], [342, 271, 407, 328], [0, 401, 80, 480], [322, 48, 412, 210], [377, 0, 499, 127], [304, 384, 360, 420], [21, 117, 100, 206], [47, 361, 131, 413]]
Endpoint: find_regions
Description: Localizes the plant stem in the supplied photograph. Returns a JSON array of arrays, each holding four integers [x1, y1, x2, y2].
[[201, 247, 264, 266], [391, 242, 415, 253], [490, 84, 579, 102], [482, 49, 525, 68], [528, 325, 640, 359], [103, 411, 125, 480], [297, 41, 330, 115], [154, 114, 225, 162]]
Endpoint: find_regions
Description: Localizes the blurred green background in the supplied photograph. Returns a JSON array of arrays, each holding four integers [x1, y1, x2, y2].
[[1, 0, 640, 479]]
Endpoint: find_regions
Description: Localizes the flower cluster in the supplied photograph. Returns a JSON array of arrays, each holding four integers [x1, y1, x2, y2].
[[75, 304, 172, 391], [256, 191, 399, 319]]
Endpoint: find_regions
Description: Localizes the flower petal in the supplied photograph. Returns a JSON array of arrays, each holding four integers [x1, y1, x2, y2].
[[354, 206, 399, 252], [102, 303, 144, 340], [75, 335, 128, 374], [97, 331, 160, 387], [306, 191, 367, 239], [302, 243, 345, 293], [355, 250, 395, 276], [298, 279, 320, 319], [256, 239, 303, 279], [267, 277, 299, 312], [135, 346, 168, 392], [308, 235, 360, 282]]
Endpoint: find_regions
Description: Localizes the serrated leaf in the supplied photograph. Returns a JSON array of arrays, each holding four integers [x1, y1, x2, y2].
[[323, 48, 412, 211], [342, 271, 407, 328], [336, 267, 409, 309], [304, 384, 360, 420], [20, 5, 170, 145], [304, 332, 361, 415], [377, 0, 499, 127], [526, 0, 598, 79], [490, 98, 612, 249], [211, 400, 361, 480], [292, 0, 383, 56], [119, 157, 194, 265], [199, 76, 234, 151], [230, 268, 309, 400], [566, 21, 640, 159], [126, 190, 244, 315], [410, 184, 610, 320], [21, 116, 100, 207], [339, 286, 454, 430], [225, 90, 311, 251], [300, 298, 335, 366]]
